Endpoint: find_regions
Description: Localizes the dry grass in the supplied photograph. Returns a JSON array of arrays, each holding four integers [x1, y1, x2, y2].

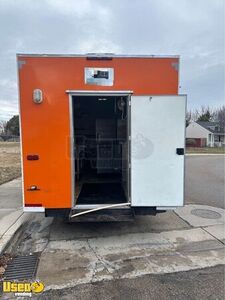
[[186, 147, 225, 154], [0, 142, 21, 185]]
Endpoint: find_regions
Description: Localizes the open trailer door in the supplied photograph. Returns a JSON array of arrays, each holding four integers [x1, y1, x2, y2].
[[131, 95, 186, 208]]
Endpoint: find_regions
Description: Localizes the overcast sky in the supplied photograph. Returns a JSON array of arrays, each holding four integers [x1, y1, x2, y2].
[[0, 0, 224, 121]]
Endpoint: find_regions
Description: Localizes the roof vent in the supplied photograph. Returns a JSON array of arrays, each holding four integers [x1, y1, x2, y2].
[[86, 53, 114, 60]]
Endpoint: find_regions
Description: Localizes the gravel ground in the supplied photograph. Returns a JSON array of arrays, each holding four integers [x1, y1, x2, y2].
[[0, 142, 21, 185]]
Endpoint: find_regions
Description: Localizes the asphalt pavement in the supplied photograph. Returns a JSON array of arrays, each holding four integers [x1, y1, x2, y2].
[[185, 155, 225, 208], [33, 265, 225, 300]]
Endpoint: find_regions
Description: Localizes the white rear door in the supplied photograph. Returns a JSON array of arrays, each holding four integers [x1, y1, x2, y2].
[[131, 95, 186, 207]]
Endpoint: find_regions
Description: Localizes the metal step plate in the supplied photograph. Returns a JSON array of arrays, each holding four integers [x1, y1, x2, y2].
[[4, 254, 39, 281]]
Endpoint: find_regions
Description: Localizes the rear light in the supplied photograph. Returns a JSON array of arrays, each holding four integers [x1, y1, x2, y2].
[[27, 155, 39, 160], [25, 203, 42, 207]]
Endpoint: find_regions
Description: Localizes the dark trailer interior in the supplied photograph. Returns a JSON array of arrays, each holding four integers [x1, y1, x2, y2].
[[72, 95, 129, 206]]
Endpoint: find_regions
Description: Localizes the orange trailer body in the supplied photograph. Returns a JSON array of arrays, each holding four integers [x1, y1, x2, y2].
[[17, 54, 180, 212]]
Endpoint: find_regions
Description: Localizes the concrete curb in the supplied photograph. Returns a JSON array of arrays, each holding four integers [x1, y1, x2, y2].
[[0, 209, 31, 254], [186, 153, 225, 156]]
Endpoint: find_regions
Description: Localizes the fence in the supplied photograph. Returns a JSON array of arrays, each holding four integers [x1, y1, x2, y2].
[[0, 135, 20, 142]]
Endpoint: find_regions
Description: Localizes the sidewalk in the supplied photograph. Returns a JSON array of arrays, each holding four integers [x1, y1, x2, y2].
[[0, 178, 31, 254], [0, 209, 31, 253], [38, 205, 225, 290]]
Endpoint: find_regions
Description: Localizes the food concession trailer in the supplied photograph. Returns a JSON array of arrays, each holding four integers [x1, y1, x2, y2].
[[17, 53, 186, 221]]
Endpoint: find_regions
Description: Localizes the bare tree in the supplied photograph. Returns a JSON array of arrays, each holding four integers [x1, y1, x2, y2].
[[0, 120, 7, 135], [5, 115, 20, 136], [214, 106, 225, 130], [187, 105, 225, 129], [186, 110, 192, 126], [187, 106, 214, 122], [196, 106, 214, 122]]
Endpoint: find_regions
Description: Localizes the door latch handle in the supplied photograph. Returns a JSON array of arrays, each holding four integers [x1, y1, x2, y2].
[[176, 148, 184, 155]]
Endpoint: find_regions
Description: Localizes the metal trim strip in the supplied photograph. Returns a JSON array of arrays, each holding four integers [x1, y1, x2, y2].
[[23, 207, 45, 212], [17, 53, 180, 58]]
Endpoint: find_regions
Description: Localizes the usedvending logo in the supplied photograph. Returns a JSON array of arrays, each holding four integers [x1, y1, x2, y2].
[[132, 133, 154, 159], [2, 280, 44, 297]]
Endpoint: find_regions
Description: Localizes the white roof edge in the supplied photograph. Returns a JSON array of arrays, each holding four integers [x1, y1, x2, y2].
[[66, 90, 133, 95], [16, 53, 180, 59]]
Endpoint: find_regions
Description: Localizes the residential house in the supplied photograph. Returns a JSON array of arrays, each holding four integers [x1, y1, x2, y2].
[[186, 121, 225, 147]]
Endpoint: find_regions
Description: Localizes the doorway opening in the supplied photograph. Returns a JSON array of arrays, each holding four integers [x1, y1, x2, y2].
[[72, 94, 129, 206]]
